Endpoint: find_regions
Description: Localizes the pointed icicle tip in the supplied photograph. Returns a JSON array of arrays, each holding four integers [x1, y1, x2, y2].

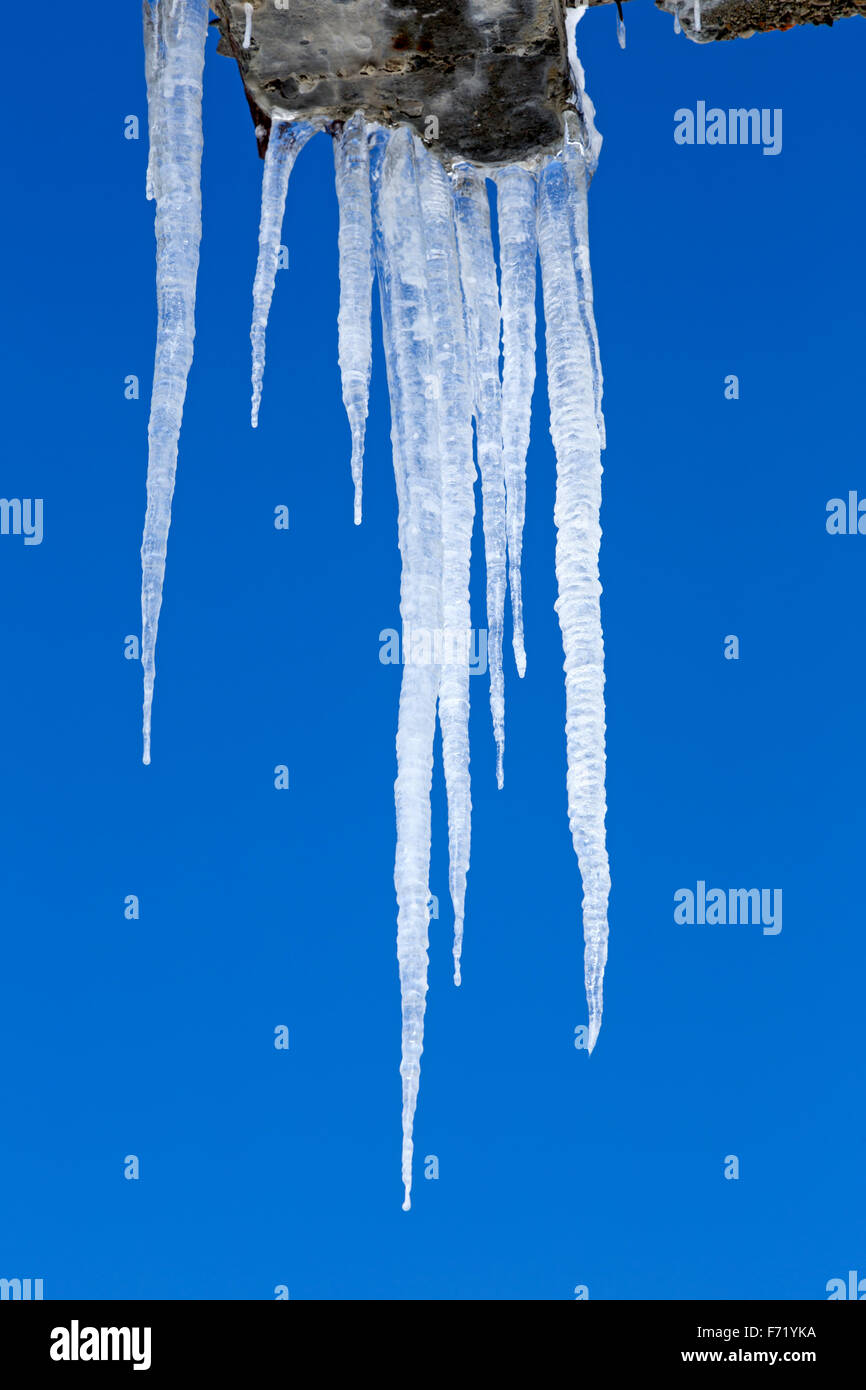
[[250, 121, 317, 431], [586, 1015, 602, 1055], [616, 5, 626, 50], [402, 1190, 411, 1212], [351, 442, 364, 524], [452, 913, 465, 987]]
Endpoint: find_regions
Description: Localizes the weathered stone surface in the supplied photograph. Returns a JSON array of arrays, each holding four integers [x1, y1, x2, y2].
[[655, 0, 865, 42], [212, 0, 864, 163], [212, 0, 573, 166]]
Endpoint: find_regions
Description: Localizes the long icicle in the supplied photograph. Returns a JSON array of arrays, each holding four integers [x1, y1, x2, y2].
[[371, 127, 444, 1210], [414, 137, 476, 987], [453, 167, 507, 788], [250, 120, 316, 428], [537, 149, 610, 1053], [143, 2, 157, 203], [494, 165, 537, 679], [333, 113, 374, 524], [562, 113, 605, 449], [141, 0, 209, 766]]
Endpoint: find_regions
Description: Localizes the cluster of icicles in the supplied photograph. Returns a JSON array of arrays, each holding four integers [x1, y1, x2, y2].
[[142, 0, 610, 1211]]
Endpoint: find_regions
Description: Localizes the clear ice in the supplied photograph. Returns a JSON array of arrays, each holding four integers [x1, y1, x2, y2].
[[494, 165, 537, 678], [453, 166, 508, 789], [334, 114, 374, 523], [250, 120, 317, 428], [140, 0, 209, 765], [141, 0, 610, 1205]]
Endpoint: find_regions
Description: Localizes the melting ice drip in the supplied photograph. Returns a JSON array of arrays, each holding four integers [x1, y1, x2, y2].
[[141, 0, 610, 1211]]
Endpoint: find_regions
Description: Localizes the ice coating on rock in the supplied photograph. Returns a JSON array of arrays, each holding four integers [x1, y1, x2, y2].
[[565, 7, 603, 172]]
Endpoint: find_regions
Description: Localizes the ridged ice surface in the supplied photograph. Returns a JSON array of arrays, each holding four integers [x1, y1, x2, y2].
[[370, 128, 444, 1212], [334, 113, 374, 523], [563, 129, 606, 449], [452, 167, 507, 788], [250, 120, 316, 428], [141, 5, 611, 1206], [537, 144, 610, 1054], [140, 0, 209, 765], [413, 139, 476, 988], [494, 165, 537, 679]]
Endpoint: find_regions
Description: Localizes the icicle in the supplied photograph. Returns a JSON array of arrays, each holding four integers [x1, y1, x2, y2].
[[250, 120, 316, 428], [537, 152, 610, 1054], [452, 167, 507, 789], [413, 137, 476, 987], [562, 115, 605, 449], [694, 0, 702, 32], [615, 2, 627, 48], [494, 166, 537, 680], [242, 2, 253, 49], [140, 0, 209, 766], [333, 114, 374, 524], [143, 2, 157, 202], [370, 127, 444, 1211], [674, 13, 682, 33]]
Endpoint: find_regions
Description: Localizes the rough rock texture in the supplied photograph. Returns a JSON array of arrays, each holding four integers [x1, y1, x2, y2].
[[655, 0, 865, 41], [212, 1, 864, 163], [212, 0, 573, 166]]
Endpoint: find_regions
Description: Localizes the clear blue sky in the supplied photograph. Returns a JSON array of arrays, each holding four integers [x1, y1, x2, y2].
[[0, 5, 863, 1299]]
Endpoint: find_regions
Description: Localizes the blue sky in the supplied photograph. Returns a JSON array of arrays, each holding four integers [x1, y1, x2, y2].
[[0, 5, 863, 1299]]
